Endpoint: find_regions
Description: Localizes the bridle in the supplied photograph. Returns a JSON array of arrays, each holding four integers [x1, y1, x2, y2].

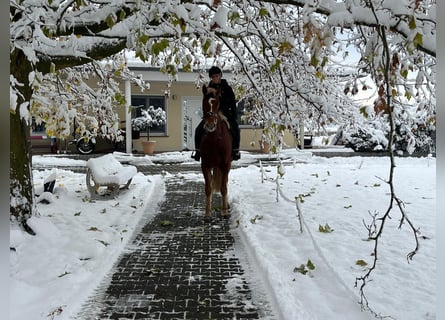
[[203, 95, 220, 133]]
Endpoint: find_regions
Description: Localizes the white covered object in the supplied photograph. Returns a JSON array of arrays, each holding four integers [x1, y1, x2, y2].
[[86, 154, 137, 185]]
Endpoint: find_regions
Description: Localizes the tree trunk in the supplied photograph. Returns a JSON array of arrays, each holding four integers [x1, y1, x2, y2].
[[10, 50, 36, 235]]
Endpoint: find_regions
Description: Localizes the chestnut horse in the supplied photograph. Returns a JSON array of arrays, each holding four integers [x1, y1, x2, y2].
[[200, 85, 232, 221]]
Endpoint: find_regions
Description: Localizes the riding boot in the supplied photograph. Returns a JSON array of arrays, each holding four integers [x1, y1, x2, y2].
[[191, 149, 201, 161], [192, 120, 204, 161], [232, 149, 240, 161], [230, 120, 241, 161]]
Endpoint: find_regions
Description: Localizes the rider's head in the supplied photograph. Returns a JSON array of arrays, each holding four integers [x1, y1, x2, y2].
[[208, 66, 222, 84]]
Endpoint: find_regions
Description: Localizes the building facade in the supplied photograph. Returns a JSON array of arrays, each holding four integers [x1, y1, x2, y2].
[[31, 66, 298, 154]]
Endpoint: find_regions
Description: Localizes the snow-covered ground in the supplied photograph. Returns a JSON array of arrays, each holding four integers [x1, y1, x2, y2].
[[10, 149, 436, 320]]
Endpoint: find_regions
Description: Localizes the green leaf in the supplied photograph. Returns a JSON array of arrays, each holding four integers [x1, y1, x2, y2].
[[270, 58, 281, 72], [307, 259, 315, 270], [183, 63, 192, 72], [314, 70, 325, 80], [318, 223, 334, 233], [149, 267, 160, 274], [192, 232, 204, 237], [320, 56, 328, 68], [202, 38, 212, 53], [344, 204, 352, 209], [356, 259, 368, 267], [159, 220, 174, 226], [88, 226, 100, 232], [134, 49, 147, 62], [105, 13, 116, 28], [413, 32, 423, 48], [293, 264, 308, 275], [259, 7, 269, 17], [139, 34, 149, 45], [310, 55, 319, 67], [229, 11, 240, 22], [405, 90, 412, 100], [295, 195, 304, 203], [278, 41, 293, 55], [74, 211, 81, 216], [408, 16, 416, 30], [151, 39, 170, 55], [114, 92, 126, 105], [359, 106, 369, 118], [400, 69, 408, 79], [250, 214, 263, 224]]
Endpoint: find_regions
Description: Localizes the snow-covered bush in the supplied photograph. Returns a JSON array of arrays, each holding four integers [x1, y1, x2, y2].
[[343, 112, 436, 154], [131, 105, 166, 141]]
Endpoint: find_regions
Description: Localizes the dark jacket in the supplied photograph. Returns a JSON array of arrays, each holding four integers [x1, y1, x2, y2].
[[208, 79, 237, 122]]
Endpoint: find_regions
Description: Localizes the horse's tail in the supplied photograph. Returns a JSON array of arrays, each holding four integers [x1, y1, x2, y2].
[[212, 168, 222, 193]]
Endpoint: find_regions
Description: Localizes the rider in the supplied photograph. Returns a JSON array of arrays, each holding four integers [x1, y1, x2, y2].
[[191, 66, 241, 161]]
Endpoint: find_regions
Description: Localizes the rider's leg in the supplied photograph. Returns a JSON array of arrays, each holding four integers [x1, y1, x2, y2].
[[192, 120, 204, 161], [231, 121, 241, 160]]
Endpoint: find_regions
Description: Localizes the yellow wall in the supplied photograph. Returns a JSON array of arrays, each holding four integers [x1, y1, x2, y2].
[[117, 80, 201, 153], [114, 69, 297, 154], [240, 127, 297, 152]]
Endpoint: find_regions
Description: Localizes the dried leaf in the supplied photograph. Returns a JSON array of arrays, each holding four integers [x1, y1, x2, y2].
[[356, 259, 368, 267]]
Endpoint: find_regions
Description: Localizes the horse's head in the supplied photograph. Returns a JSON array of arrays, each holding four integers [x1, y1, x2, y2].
[[202, 85, 221, 133]]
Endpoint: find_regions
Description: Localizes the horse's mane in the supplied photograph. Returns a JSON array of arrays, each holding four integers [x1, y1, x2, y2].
[[205, 87, 218, 96], [202, 86, 218, 99]]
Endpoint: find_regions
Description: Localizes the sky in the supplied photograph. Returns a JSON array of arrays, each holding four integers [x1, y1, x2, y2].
[[10, 147, 436, 320]]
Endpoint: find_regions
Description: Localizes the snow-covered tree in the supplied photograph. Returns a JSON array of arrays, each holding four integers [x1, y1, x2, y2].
[[10, 0, 435, 314], [10, 2, 435, 309]]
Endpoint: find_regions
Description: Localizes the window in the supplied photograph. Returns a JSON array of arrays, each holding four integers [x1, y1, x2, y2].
[[131, 95, 167, 136], [31, 118, 47, 135], [236, 98, 261, 128]]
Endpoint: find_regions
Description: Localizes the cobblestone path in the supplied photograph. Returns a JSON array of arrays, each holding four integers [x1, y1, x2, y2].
[[75, 172, 273, 320]]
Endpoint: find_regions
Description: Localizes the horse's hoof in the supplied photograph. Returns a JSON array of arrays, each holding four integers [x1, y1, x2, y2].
[[203, 216, 212, 223], [221, 214, 230, 220]]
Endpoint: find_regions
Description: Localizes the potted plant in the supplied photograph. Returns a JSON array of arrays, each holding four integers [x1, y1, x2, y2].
[[257, 130, 271, 154], [131, 105, 166, 154]]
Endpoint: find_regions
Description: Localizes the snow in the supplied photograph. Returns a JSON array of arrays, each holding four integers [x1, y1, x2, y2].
[[10, 149, 435, 320]]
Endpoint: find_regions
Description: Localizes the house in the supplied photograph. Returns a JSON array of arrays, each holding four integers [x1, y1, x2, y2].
[[122, 65, 298, 154], [30, 65, 299, 154]]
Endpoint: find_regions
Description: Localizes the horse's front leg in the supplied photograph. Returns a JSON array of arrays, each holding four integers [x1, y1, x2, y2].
[[220, 170, 230, 218], [202, 168, 212, 221]]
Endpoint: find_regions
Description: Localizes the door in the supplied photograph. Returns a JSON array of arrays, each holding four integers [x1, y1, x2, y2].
[[183, 97, 202, 150]]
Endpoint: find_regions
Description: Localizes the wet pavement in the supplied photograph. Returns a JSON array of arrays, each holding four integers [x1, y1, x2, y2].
[[71, 158, 275, 320]]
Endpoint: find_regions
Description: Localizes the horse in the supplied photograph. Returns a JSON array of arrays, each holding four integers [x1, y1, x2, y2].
[[199, 85, 232, 222]]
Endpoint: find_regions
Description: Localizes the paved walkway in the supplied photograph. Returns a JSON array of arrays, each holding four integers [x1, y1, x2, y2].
[[74, 166, 275, 320]]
